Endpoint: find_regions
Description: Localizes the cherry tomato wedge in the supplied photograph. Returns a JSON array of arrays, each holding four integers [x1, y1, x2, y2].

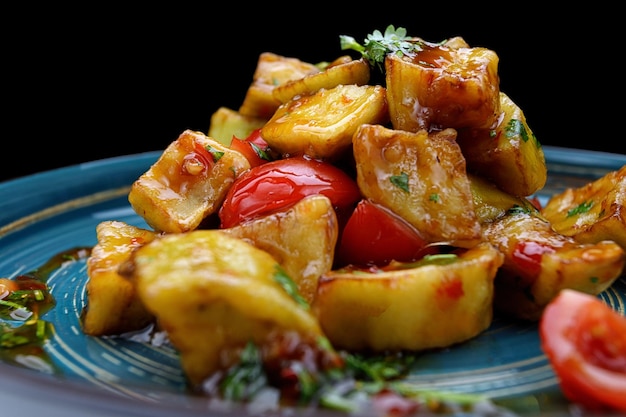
[[337, 199, 432, 267], [540, 289, 626, 412], [511, 240, 555, 278], [219, 156, 361, 229], [229, 128, 273, 168]]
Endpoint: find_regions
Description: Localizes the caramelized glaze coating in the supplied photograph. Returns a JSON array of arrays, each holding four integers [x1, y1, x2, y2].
[[385, 37, 500, 132]]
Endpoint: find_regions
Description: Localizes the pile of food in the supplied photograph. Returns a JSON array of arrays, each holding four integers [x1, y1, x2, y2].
[[76, 26, 626, 415]]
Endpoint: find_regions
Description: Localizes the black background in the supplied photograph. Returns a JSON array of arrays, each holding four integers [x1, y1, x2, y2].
[[3, 7, 622, 182]]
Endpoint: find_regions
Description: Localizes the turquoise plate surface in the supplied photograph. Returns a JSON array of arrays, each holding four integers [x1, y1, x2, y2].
[[0, 147, 624, 417]]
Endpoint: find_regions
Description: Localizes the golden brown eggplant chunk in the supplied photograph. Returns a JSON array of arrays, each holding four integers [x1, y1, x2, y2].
[[238, 52, 321, 119], [83, 221, 157, 336], [222, 195, 338, 304], [272, 57, 370, 104], [482, 211, 625, 321], [122, 230, 330, 387], [541, 165, 626, 249], [312, 242, 504, 351], [456, 92, 547, 197], [468, 172, 540, 224], [128, 130, 250, 233], [207, 106, 267, 146], [353, 124, 482, 248], [385, 37, 500, 132], [261, 84, 389, 161]]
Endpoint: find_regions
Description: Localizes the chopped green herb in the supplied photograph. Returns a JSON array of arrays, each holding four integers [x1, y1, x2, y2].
[[390, 172, 410, 192], [504, 119, 530, 142], [205, 145, 224, 162], [273, 266, 309, 309], [0, 320, 50, 348], [504, 118, 541, 148], [567, 200, 593, 217], [508, 204, 533, 216], [250, 142, 272, 161], [429, 193, 440, 203], [397, 253, 459, 269], [220, 342, 267, 401], [344, 352, 413, 382], [340, 25, 423, 71]]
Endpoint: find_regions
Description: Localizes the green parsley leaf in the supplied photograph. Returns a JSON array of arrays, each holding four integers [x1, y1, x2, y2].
[[220, 341, 267, 401], [504, 119, 542, 148], [340, 25, 423, 71], [504, 119, 529, 142], [567, 200, 593, 217], [205, 145, 224, 162], [396, 253, 459, 269], [250, 142, 272, 161], [390, 172, 410, 193], [429, 193, 440, 203], [508, 204, 533, 216], [273, 266, 309, 310]]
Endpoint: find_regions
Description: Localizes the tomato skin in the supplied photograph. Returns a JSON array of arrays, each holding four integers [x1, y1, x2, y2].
[[229, 128, 273, 168], [511, 240, 555, 277], [219, 156, 361, 229], [337, 199, 431, 267], [540, 289, 626, 412]]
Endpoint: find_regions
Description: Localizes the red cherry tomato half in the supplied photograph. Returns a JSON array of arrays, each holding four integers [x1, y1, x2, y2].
[[540, 289, 626, 412], [511, 240, 555, 277], [337, 199, 431, 267], [229, 128, 273, 168], [219, 156, 361, 229]]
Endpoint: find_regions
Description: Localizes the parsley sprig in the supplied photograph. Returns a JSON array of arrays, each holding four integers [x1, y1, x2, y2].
[[339, 25, 423, 71]]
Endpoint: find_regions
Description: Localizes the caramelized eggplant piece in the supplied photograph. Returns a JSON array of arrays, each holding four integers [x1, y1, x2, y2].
[[457, 92, 547, 197], [238, 52, 321, 119], [207, 106, 266, 146], [128, 130, 250, 233], [541, 165, 626, 249], [353, 124, 482, 248], [385, 37, 500, 132], [312, 242, 503, 351], [222, 195, 338, 304], [482, 211, 625, 321], [83, 221, 157, 336], [123, 230, 332, 387], [262, 84, 388, 161], [272, 56, 370, 104], [468, 172, 539, 224]]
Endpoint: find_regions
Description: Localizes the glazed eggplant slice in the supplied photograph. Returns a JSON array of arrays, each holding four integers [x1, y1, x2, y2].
[[385, 36, 500, 132], [312, 242, 503, 351], [541, 165, 626, 249], [238, 52, 321, 119], [262, 84, 388, 161], [353, 124, 482, 248], [468, 172, 540, 224], [457, 92, 547, 197], [83, 220, 157, 336], [122, 230, 333, 387], [207, 106, 266, 146], [482, 211, 625, 321], [272, 56, 370, 104], [222, 195, 338, 304], [128, 130, 250, 233]]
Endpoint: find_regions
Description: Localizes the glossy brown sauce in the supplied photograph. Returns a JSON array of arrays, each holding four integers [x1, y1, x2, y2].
[[0, 247, 90, 370]]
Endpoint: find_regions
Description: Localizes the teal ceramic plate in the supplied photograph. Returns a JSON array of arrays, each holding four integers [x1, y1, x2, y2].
[[0, 147, 624, 417]]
